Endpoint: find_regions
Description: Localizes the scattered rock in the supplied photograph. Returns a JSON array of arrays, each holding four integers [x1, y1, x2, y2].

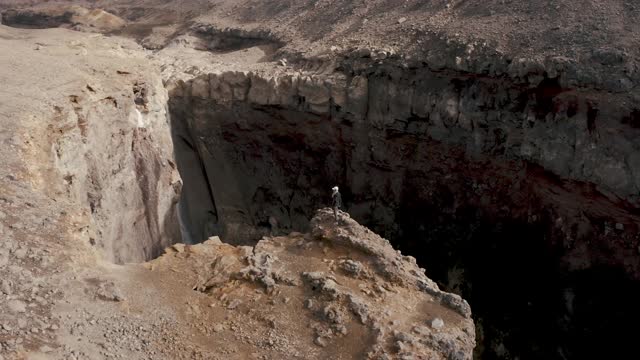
[[172, 243, 186, 253], [430, 318, 445, 330], [412, 325, 431, 335], [398, 17, 407, 24], [8, 300, 26, 313], [336, 325, 348, 335], [227, 299, 242, 310], [305, 299, 314, 309], [341, 259, 363, 277], [1, 279, 11, 295], [205, 236, 223, 245], [314, 336, 327, 347], [96, 282, 125, 302], [14, 248, 27, 260]]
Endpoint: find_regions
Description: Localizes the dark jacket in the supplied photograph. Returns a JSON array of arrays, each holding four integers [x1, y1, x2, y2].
[[332, 191, 342, 208]]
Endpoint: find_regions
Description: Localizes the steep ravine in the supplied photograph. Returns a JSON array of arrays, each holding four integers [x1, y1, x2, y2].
[[168, 59, 640, 359], [50, 69, 182, 264]]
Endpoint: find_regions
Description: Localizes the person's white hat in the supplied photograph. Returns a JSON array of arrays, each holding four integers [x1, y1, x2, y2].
[[332, 186, 339, 191]]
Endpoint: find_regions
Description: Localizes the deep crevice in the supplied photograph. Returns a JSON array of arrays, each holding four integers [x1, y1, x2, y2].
[[170, 102, 220, 245], [166, 68, 640, 360]]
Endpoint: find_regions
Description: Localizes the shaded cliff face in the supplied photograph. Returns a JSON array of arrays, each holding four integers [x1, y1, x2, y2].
[[169, 58, 640, 358]]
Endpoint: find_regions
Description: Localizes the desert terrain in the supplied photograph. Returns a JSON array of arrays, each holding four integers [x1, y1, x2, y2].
[[1, 1, 639, 359]]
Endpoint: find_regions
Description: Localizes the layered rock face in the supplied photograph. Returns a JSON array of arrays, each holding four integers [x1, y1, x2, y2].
[[169, 55, 640, 358], [170, 59, 640, 253]]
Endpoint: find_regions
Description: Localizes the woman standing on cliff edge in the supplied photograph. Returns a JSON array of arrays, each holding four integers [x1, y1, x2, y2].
[[331, 186, 342, 221]]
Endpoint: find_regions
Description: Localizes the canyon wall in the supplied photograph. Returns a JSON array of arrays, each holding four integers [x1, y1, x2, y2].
[[168, 52, 640, 358], [169, 57, 640, 264]]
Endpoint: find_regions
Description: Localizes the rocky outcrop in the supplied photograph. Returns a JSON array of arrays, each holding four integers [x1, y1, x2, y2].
[[148, 209, 475, 359]]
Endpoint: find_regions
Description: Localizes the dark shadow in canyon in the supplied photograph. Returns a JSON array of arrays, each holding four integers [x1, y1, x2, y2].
[[389, 200, 640, 359], [169, 97, 221, 245]]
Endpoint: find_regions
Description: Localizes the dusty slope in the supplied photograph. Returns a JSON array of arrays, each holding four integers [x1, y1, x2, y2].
[[3, 0, 639, 62]]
